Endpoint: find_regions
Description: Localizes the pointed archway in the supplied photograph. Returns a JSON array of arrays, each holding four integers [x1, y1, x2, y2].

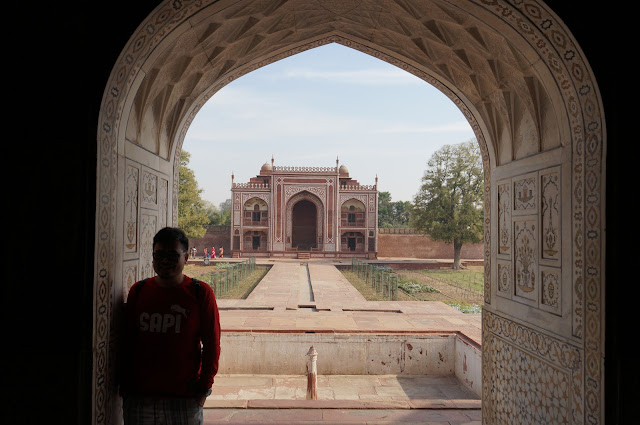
[[292, 200, 317, 250], [95, 1, 606, 424], [285, 191, 325, 252]]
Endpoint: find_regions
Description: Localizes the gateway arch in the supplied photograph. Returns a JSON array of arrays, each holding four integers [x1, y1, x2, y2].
[[95, 1, 606, 423]]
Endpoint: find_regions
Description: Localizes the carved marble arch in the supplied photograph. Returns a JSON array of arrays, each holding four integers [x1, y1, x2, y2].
[[97, 1, 605, 424]]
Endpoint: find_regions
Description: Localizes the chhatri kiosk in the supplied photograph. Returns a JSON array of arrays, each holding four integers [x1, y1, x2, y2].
[[230, 158, 378, 258]]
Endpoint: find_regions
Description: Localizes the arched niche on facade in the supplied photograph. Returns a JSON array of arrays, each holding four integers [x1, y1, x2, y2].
[[243, 197, 268, 226], [96, 1, 606, 424], [244, 197, 268, 212], [341, 230, 366, 252], [341, 198, 367, 228], [243, 229, 267, 252], [341, 199, 366, 211]]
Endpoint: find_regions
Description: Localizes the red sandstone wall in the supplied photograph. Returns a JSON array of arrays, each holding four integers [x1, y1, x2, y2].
[[189, 226, 483, 260], [377, 233, 483, 259], [188, 226, 231, 258]]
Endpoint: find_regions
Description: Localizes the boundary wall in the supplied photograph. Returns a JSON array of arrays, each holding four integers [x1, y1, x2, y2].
[[190, 225, 231, 257], [190, 226, 484, 260], [377, 228, 484, 259]]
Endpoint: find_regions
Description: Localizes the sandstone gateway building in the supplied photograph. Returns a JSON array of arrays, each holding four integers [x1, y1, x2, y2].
[[230, 159, 378, 258]]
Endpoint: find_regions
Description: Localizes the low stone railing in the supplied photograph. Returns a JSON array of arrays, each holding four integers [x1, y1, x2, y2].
[[273, 166, 336, 173], [232, 182, 269, 189], [340, 185, 376, 191]]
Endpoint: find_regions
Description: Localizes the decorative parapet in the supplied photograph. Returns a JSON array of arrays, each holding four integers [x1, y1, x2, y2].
[[340, 185, 377, 191], [273, 166, 337, 173], [232, 182, 270, 189]]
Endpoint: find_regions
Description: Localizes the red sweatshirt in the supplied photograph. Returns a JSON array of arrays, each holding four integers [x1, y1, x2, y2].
[[120, 276, 221, 398]]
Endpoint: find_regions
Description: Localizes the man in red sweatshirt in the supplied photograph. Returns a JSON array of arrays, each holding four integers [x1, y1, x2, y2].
[[120, 227, 221, 425]]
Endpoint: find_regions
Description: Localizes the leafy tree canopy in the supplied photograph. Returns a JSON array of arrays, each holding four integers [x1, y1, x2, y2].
[[410, 139, 484, 268], [178, 151, 208, 238], [203, 201, 221, 225], [378, 191, 412, 228], [216, 199, 231, 226]]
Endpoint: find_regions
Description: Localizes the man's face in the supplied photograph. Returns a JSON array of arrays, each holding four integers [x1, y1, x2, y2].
[[152, 240, 188, 283]]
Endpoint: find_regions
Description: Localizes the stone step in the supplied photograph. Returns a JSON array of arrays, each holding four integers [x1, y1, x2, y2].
[[204, 408, 481, 424]]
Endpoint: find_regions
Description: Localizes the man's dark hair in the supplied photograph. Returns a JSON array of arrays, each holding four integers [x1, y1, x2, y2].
[[153, 227, 189, 253]]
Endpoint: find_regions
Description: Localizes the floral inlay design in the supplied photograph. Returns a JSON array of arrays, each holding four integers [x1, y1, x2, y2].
[[515, 220, 537, 302], [541, 171, 560, 260], [142, 171, 157, 206], [161, 179, 168, 228], [486, 331, 570, 424], [122, 262, 137, 303], [125, 165, 139, 252], [140, 214, 156, 280], [541, 267, 561, 314], [498, 183, 511, 254], [498, 261, 511, 296]]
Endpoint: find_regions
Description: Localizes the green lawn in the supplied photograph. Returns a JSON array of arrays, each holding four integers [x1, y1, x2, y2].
[[183, 263, 270, 299], [409, 266, 484, 292], [341, 269, 415, 301], [341, 265, 484, 313]]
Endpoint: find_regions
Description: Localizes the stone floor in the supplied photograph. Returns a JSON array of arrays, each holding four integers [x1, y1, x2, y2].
[[201, 258, 482, 424], [206, 374, 478, 406], [204, 407, 481, 424]]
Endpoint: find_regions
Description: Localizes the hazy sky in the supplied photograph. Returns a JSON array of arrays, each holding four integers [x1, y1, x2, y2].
[[183, 43, 474, 207]]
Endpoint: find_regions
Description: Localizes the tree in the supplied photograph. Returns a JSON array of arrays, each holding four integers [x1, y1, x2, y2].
[[411, 139, 484, 269], [203, 201, 221, 225], [391, 200, 412, 227], [178, 151, 209, 238], [378, 192, 411, 228], [217, 198, 232, 226], [203, 199, 232, 225], [377, 191, 394, 227]]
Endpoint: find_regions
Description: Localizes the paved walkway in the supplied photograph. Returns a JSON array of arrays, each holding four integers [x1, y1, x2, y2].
[[205, 259, 482, 424], [217, 260, 481, 344]]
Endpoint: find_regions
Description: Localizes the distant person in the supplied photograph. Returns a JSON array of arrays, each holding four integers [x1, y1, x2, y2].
[[219, 246, 224, 258], [210, 247, 216, 259], [203, 247, 208, 259], [120, 227, 221, 425], [192, 247, 197, 257]]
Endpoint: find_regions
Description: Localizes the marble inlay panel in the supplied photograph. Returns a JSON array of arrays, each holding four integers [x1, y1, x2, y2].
[[498, 182, 511, 255], [140, 213, 157, 280], [540, 266, 561, 315], [497, 260, 511, 298], [541, 169, 561, 261], [514, 218, 538, 303], [514, 176, 537, 212], [142, 170, 157, 207], [125, 164, 139, 254]]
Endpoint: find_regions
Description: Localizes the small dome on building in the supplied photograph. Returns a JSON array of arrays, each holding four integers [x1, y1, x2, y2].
[[260, 162, 273, 174], [339, 164, 349, 176]]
